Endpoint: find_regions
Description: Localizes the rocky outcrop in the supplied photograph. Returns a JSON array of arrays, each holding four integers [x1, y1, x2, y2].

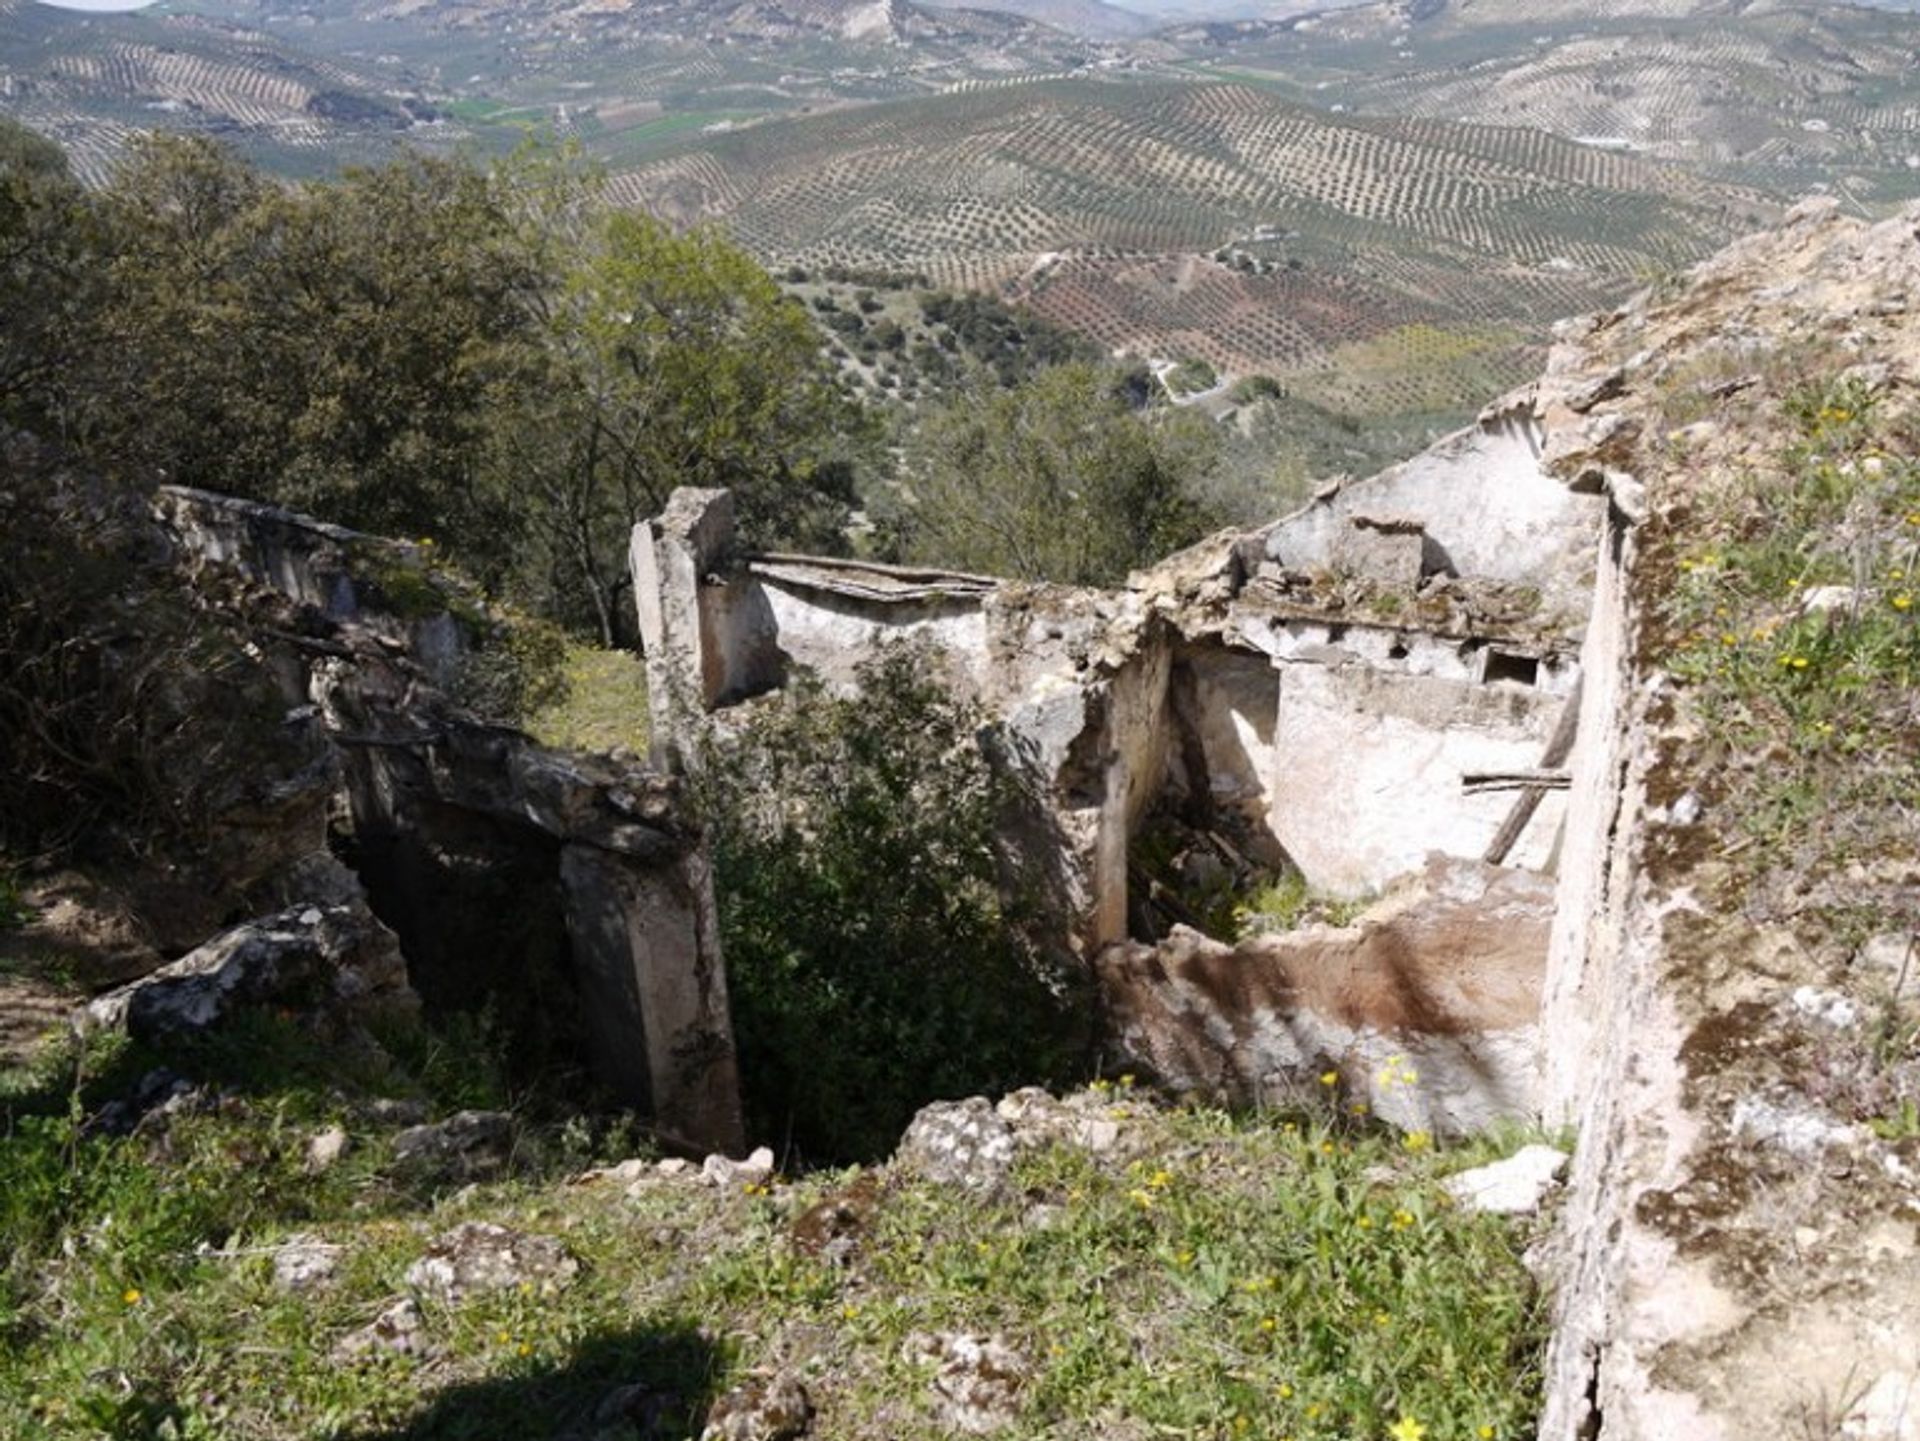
[[1097, 857, 1552, 1135], [1534, 199, 1920, 1439]]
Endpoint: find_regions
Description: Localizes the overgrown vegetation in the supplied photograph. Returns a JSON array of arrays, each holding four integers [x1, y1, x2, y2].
[[1654, 374, 1920, 929], [889, 363, 1222, 586], [695, 647, 1086, 1162], [0, 435, 294, 869], [1, 1004, 1550, 1440]]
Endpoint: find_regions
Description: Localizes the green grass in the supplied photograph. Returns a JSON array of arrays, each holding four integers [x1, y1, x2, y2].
[[0, 1014, 1552, 1440], [523, 644, 650, 756], [1651, 373, 1920, 925]]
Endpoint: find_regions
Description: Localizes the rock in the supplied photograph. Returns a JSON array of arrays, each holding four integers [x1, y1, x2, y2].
[[1859, 933, 1918, 995], [700, 1372, 811, 1441], [87, 1067, 207, 1136], [80, 901, 407, 1042], [272, 1234, 342, 1292], [1790, 986, 1860, 1030], [1801, 584, 1861, 616], [790, 1173, 880, 1265], [391, 1110, 514, 1180], [404, 1222, 578, 1304], [366, 1097, 430, 1126], [995, 1087, 1122, 1154], [895, 1098, 1016, 1191], [906, 1332, 1032, 1434], [656, 1157, 697, 1179], [701, 1146, 775, 1189], [306, 1125, 350, 1173], [1444, 1145, 1570, 1215], [1730, 1096, 1860, 1159], [334, 1296, 430, 1362]]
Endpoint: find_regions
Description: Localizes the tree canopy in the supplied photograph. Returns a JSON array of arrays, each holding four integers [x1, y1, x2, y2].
[[895, 362, 1222, 586]]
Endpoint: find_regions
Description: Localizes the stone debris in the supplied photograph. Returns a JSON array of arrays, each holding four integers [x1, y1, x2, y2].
[[701, 1146, 776, 1189], [906, 1331, 1032, 1434], [403, 1221, 578, 1304], [592, 1382, 691, 1438], [271, 1234, 343, 1292], [86, 1066, 208, 1136], [391, 1110, 515, 1180], [789, 1173, 880, 1266], [995, 1087, 1123, 1154], [306, 1124, 350, 1173], [894, 1098, 1017, 1191], [699, 1372, 812, 1441], [1443, 1145, 1569, 1216], [1791, 986, 1861, 1030], [334, 1296, 430, 1362]]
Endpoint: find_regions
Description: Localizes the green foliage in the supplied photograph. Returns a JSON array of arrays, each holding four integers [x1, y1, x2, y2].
[[448, 608, 573, 727], [1233, 873, 1375, 937], [79, 137, 541, 570], [1653, 371, 1920, 933], [523, 643, 651, 756], [895, 363, 1223, 585], [1228, 373, 1286, 405], [1164, 357, 1218, 397], [0, 435, 294, 866], [509, 197, 870, 639], [695, 646, 1085, 1161]]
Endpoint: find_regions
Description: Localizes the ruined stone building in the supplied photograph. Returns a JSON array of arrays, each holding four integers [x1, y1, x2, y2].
[[636, 197, 1920, 1440]]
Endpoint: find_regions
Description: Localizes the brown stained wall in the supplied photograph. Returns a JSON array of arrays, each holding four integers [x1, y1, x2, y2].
[[1098, 857, 1553, 1134]]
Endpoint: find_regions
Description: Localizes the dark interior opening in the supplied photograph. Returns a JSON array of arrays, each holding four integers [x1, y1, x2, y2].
[[1484, 650, 1541, 687]]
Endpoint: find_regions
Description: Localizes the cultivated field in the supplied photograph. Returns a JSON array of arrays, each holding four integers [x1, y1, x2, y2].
[[610, 76, 1767, 414]]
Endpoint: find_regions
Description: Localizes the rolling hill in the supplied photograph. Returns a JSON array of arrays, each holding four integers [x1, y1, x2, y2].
[[606, 75, 1770, 414]]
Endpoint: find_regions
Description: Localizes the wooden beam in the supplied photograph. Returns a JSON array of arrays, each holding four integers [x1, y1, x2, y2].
[[1483, 672, 1583, 866]]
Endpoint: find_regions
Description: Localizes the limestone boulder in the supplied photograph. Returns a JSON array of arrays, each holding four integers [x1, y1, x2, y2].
[[894, 1098, 1017, 1192], [699, 1373, 811, 1441], [81, 901, 409, 1042]]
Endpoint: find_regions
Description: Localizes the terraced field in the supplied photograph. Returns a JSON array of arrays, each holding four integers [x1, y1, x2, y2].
[[610, 76, 1768, 413], [1176, 6, 1920, 206], [0, 0, 442, 182]]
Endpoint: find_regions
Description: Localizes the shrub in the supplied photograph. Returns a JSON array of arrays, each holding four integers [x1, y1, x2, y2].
[[695, 645, 1086, 1161]]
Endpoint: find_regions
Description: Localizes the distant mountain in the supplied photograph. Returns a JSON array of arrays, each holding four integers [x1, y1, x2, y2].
[[0, 0, 440, 182], [919, 0, 1159, 38]]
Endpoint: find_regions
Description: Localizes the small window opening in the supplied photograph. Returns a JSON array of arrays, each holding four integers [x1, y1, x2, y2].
[[1387, 639, 1410, 661], [1484, 650, 1540, 687]]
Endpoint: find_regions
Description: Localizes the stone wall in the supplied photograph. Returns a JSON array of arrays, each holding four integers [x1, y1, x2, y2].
[[160, 486, 745, 1155]]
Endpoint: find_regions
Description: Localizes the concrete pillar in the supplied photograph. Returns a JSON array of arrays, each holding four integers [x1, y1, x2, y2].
[[559, 842, 745, 1156]]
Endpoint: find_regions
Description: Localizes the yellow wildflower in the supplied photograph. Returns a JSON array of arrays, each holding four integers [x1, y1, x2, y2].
[[1402, 1130, 1433, 1153], [1319, 1069, 1340, 1087], [1388, 1417, 1428, 1441], [122, 1288, 142, 1306]]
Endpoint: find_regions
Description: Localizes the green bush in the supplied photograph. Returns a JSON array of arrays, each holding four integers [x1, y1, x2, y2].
[[696, 646, 1086, 1161]]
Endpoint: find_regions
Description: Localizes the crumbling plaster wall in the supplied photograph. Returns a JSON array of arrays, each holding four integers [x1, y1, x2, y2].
[[1262, 404, 1591, 624], [160, 486, 745, 1155]]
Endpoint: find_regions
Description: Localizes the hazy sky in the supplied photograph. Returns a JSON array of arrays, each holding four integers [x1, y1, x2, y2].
[[33, 0, 162, 11]]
